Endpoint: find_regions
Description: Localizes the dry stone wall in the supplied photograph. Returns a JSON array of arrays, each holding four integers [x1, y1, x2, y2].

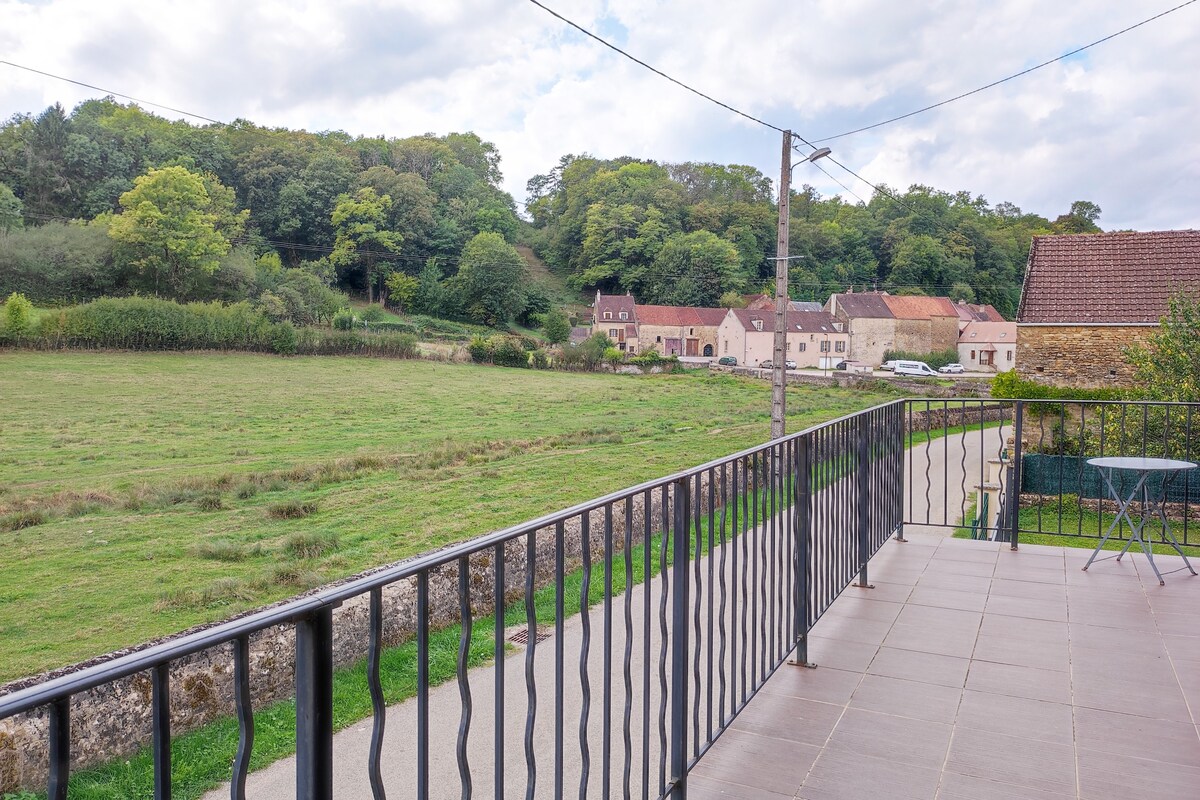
[[1016, 325, 1154, 387], [1, 469, 746, 793]]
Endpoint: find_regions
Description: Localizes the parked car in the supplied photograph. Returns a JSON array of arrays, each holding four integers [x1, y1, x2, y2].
[[881, 360, 898, 371], [938, 363, 965, 374], [834, 360, 848, 371], [893, 360, 939, 377], [759, 360, 797, 370], [785, 359, 797, 370], [717, 356, 738, 366]]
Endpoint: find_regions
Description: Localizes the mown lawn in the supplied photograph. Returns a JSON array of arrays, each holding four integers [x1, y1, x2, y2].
[[0, 351, 898, 682]]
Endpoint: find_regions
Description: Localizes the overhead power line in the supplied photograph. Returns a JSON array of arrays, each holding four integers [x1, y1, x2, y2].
[[811, 0, 1197, 143], [526, 0, 787, 134], [0, 60, 224, 125]]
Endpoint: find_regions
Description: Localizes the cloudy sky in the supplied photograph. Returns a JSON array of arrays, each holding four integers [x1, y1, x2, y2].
[[2, 0, 1197, 230]]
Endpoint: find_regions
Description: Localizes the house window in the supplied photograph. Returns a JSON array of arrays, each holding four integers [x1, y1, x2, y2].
[[609, 329, 619, 337], [619, 311, 628, 320], [819, 340, 830, 353], [724, 341, 728, 353], [689, 328, 694, 335], [787, 341, 792, 351], [799, 343, 806, 352], [752, 319, 763, 331], [656, 335, 662, 343], [835, 341, 846, 353], [971, 350, 976, 360], [604, 311, 612, 320], [1007, 350, 1013, 362]]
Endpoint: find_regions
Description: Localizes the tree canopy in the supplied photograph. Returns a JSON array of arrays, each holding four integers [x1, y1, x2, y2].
[[526, 155, 1101, 318]]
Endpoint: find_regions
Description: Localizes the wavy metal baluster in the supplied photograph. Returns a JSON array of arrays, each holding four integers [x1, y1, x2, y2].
[[691, 472, 702, 757], [367, 589, 387, 800], [232, 636, 253, 800], [959, 403, 969, 528], [716, 464, 728, 728], [657, 486, 670, 794], [524, 531, 537, 800], [622, 500, 634, 800], [457, 557, 474, 800], [923, 401, 933, 525], [739, 456, 750, 703], [578, 513, 592, 800], [706, 466, 716, 743]]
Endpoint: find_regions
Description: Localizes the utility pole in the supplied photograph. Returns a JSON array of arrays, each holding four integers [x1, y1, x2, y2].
[[771, 130, 791, 440]]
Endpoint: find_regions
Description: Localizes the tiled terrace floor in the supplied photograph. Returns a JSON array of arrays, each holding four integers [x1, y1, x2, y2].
[[690, 533, 1200, 800]]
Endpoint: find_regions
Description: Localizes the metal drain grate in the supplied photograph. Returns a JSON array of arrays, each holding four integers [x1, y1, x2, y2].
[[508, 628, 551, 646]]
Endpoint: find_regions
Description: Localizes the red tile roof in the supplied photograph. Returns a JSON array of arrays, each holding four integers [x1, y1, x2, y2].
[[954, 302, 1006, 323], [728, 309, 843, 334], [634, 304, 727, 327], [959, 320, 1016, 343], [595, 294, 636, 322], [1018, 230, 1200, 324], [881, 294, 958, 320]]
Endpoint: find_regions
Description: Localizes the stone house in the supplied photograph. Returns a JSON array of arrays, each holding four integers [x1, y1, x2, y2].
[[718, 309, 848, 368], [634, 305, 727, 357], [826, 291, 964, 366], [825, 292, 895, 367], [1016, 230, 1200, 387], [952, 301, 1006, 332], [593, 292, 638, 353], [958, 320, 1017, 372]]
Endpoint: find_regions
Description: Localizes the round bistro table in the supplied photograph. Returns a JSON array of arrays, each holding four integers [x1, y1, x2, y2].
[[1082, 456, 1198, 585]]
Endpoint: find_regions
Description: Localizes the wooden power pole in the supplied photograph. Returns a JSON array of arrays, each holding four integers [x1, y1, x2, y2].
[[771, 130, 791, 440]]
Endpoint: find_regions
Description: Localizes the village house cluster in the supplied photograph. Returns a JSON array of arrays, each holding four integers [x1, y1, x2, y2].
[[590, 288, 1011, 372], [586, 229, 1200, 385]]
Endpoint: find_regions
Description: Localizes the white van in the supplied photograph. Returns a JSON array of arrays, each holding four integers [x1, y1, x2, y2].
[[893, 360, 938, 377]]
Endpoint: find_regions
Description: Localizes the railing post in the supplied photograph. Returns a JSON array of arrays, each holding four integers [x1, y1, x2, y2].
[[295, 606, 335, 800], [790, 434, 816, 668], [1009, 401, 1023, 550], [856, 413, 874, 588], [669, 477, 691, 799], [894, 401, 907, 542]]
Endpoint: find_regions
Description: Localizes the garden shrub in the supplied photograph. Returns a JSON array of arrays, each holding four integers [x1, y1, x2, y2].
[[467, 334, 494, 363], [331, 309, 356, 330], [530, 349, 550, 369], [2, 291, 34, 337], [491, 336, 530, 368]]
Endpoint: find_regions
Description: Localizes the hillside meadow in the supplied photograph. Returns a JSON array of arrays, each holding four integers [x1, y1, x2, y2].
[[0, 352, 897, 682]]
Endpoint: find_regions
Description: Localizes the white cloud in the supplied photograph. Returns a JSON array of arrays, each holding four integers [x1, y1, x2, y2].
[[1, 0, 1197, 229]]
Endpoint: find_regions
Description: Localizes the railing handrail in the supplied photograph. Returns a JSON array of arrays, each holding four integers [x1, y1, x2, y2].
[[910, 396, 1200, 409], [0, 398, 907, 720]]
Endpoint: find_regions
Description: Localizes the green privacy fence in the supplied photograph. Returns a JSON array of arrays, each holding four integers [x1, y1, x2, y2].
[[1021, 454, 1200, 504]]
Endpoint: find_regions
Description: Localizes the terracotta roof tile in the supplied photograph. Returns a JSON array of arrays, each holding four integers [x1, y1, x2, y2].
[[1018, 230, 1200, 324], [881, 294, 958, 320], [595, 294, 636, 321], [959, 320, 1016, 343], [634, 305, 726, 327]]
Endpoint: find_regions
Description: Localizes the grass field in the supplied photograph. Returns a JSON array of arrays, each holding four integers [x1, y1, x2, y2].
[[0, 351, 897, 683]]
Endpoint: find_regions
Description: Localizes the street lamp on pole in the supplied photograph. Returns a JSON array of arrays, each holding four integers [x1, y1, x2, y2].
[[771, 133, 831, 440]]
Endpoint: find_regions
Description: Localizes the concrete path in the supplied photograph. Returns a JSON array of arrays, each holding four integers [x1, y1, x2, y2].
[[203, 430, 997, 799]]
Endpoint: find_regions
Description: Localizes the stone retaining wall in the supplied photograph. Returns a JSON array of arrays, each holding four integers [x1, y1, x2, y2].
[[1, 468, 749, 792]]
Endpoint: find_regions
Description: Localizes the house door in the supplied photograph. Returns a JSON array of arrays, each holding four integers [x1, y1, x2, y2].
[[685, 339, 699, 356], [703, 344, 714, 357], [666, 338, 681, 355]]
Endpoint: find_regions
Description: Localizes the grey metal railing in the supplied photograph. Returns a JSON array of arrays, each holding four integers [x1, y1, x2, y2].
[[902, 398, 1199, 549], [0, 400, 906, 800]]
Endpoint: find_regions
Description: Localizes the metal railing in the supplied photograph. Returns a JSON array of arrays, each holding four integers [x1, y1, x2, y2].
[[902, 398, 1199, 548], [0, 401, 905, 800]]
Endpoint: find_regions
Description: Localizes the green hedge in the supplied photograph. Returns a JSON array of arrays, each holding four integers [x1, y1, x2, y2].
[[990, 370, 1128, 401], [882, 348, 960, 371], [0, 297, 419, 359]]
